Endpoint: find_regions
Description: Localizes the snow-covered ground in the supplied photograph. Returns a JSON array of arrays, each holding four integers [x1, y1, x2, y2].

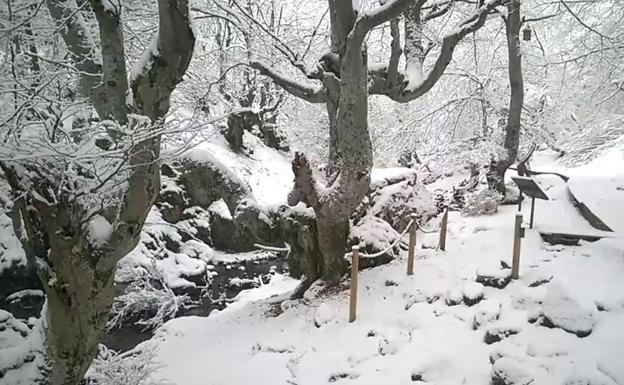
[[147, 207, 624, 384], [142, 149, 624, 385]]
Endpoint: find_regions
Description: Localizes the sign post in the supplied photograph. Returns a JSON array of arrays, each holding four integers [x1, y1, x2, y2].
[[511, 177, 549, 229]]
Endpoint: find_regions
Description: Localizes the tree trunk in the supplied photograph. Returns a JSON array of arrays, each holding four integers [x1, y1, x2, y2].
[[43, 250, 116, 384], [0, 1, 196, 384], [487, 0, 524, 194]]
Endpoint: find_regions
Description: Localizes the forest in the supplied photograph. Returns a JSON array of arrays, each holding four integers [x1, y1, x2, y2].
[[0, 0, 623, 384]]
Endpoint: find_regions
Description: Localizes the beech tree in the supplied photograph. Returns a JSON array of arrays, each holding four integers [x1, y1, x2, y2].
[[0, 0, 195, 383], [487, 0, 523, 193], [209, 0, 509, 282]]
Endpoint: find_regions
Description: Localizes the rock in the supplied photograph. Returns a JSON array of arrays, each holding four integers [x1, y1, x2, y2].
[[523, 268, 553, 288], [378, 336, 401, 356], [491, 357, 534, 385], [156, 168, 188, 223], [538, 285, 594, 337], [484, 327, 521, 345], [473, 300, 501, 330], [368, 171, 437, 232], [405, 290, 430, 310], [462, 282, 485, 306], [177, 152, 252, 213], [476, 269, 512, 289], [314, 303, 334, 328], [0, 262, 42, 320], [208, 211, 254, 252], [445, 288, 463, 306], [3, 290, 44, 320], [349, 216, 401, 268], [258, 123, 289, 151], [328, 372, 359, 382]]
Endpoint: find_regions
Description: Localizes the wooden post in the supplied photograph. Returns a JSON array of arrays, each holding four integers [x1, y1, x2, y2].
[[439, 209, 448, 251], [512, 214, 523, 279], [349, 246, 359, 322], [529, 197, 536, 229], [407, 214, 418, 275]]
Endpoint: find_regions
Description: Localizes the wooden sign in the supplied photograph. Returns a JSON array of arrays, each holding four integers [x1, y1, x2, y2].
[[511, 177, 549, 200], [511, 177, 550, 229]]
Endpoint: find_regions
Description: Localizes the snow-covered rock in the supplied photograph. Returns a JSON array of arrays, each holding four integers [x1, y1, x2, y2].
[[476, 268, 512, 289], [368, 169, 437, 232], [538, 284, 595, 338], [491, 357, 534, 385], [462, 282, 485, 306]]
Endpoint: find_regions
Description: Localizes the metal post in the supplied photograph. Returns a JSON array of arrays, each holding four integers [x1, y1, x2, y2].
[[349, 246, 359, 322], [407, 214, 418, 275], [530, 197, 536, 229], [512, 214, 523, 279], [439, 209, 448, 251], [518, 190, 523, 212]]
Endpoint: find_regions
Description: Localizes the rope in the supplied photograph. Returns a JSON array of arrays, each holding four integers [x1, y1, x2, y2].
[[415, 220, 441, 234], [253, 243, 291, 255], [349, 219, 415, 259], [253, 215, 442, 260]]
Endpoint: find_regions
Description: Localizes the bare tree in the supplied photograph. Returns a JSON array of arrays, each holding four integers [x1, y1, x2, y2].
[[212, 0, 509, 283], [0, 0, 195, 383]]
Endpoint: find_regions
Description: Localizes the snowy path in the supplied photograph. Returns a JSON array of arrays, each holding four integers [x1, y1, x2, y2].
[[148, 204, 624, 385]]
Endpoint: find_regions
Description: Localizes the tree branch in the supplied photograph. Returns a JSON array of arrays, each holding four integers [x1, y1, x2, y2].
[[356, 0, 417, 35], [45, 0, 106, 117], [89, 0, 129, 124], [371, 0, 507, 102], [249, 61, 327, 103]]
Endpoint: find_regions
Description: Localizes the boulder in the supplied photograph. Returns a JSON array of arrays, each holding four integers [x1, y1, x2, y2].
[[462, 282, 485, 306], [476, 269, 512, 289], [177, 151, 252, 214], [491, 357, 534, 385], [368, 170, 437, 232], [538, 285, 594, 337], [484, 327, 521, 345], [349, 215, 402, 269]]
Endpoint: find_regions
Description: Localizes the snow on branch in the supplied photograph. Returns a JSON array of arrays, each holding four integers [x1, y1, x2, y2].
[[356, 0, 416, 35], [249, 61, 327, 103], [370, 0, 507, 102]]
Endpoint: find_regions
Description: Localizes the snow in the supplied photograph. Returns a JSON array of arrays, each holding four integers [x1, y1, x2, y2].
[[182, 132, 293, 206], [145, 194, 624, 384], [0, 211, 26, 274], [86, 214, 113, 247], [115, 145, 624, 385]]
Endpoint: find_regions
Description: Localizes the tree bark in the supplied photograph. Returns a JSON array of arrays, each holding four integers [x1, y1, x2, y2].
[[487, 0, 524, 194]]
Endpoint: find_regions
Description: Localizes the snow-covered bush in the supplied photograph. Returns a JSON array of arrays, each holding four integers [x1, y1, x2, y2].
[[85, 344, 168, 385], [107, 260, 197, 332], [461, 188, 503, 217]]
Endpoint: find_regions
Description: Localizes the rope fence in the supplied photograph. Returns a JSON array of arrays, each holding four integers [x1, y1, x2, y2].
[[250, 209, 451, 324], [349, 209, 449, 322]]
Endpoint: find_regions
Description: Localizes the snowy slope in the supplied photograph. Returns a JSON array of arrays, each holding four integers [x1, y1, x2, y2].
[[147, 204, 624, 385], [138, 147, 624, 385]]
